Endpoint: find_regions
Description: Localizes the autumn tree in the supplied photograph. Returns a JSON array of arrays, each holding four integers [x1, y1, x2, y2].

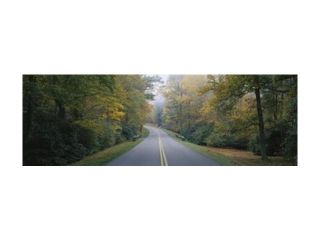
[[23, 75, 155, 165], [161, 74, 297, 162]]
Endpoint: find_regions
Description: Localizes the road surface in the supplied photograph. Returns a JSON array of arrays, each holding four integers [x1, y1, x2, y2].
[[107, 126, 220, 166]]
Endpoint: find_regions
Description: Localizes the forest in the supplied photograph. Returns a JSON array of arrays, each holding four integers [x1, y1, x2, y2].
[[23, 75, 159, 165], [23, 74, 297, 166], [153, 75, 297, 164]]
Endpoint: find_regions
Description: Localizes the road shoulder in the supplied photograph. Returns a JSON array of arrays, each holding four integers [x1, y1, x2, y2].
[[70, 128, 149, 166]]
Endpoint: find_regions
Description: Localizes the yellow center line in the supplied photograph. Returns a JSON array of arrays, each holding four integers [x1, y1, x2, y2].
[[161, 139, 168, 166], [158, 130, 168, 166], [158, 136, 164, 166]]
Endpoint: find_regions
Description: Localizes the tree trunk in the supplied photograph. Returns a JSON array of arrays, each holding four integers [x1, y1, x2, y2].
[[179, 102, 182, 133], [178, 84, 183, 134], [55, 99, 66, 120], [254, 78, 268, 161], [274, 93, 278, 121], [24, 75, 34, 142], [272, 77, 278, 122]]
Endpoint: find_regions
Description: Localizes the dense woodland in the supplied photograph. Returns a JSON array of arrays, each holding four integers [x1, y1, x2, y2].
[[23, 75, 158, 165], [154, 75, 297, 163], [23, 74, 297, 166]]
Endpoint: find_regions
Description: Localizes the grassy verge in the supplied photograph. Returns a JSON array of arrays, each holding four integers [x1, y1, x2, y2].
[[71, 127, 149, 166], [161, 128, 294, 166], [141, 127, 150, 138]]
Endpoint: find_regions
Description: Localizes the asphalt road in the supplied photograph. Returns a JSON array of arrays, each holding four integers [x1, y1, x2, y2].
[[107, 126, 220, 166]]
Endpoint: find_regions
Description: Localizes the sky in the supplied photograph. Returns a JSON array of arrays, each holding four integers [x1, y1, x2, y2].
[[151, 74, 168, 107]]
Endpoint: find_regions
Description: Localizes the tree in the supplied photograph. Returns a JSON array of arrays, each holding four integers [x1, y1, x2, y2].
[[253, 76, 267, 160], [162, 75, 210, 139], [160, 74, 297, 162], [23, 74, 156, 165], [201, 75, 269, 159]]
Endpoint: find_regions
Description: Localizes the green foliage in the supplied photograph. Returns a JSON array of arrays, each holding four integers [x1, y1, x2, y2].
[[23, 75, 153, 165], [187, 124, 212, 145], [161, 75, 297, 162]]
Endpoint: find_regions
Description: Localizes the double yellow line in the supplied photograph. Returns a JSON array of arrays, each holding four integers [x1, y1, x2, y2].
[[158, 134, 168, 166]]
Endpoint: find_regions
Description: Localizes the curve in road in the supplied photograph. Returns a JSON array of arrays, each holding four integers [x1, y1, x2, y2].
[[107, 126, 220, 166]]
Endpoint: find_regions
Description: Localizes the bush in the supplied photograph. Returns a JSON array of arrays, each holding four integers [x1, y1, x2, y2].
[[283, 131, 297, 161], [180, 128, 193, 141], [205, 129, 248, 149], [205, 131, 232, 147], [98, 124, 116, 149], [23, 117, 87, 165], [190, 125, 212, 145], [266, 129, 283, 156], [249, 127, 289, 156], [122, 123, 140, 140], [77, 126, 99, 154]]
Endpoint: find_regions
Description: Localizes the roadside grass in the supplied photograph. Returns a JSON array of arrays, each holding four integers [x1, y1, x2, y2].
[[161, 128, 295, 166], [141, 127, 150, 138], [71, 127, 149, 166]]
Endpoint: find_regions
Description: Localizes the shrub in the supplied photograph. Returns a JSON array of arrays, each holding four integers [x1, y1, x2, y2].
[[190, 124, 212, 145], [249, 127, 289, 156], [205, 131, 232, 147], [283, 130, 297, 161], [121, 122, 141, 140]]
